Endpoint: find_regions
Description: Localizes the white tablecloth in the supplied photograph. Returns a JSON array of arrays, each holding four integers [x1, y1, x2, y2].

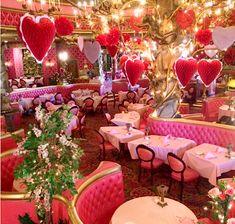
[[128, 135, 196, 161], [99, 126, 144, 150], [72, 89, 92, 97], [39, 94, 55, 103], [18, 98, 33, 110], [128, 103, 149, 117], [111, 196, 198, 224], [75, 96, 102, 110], [65, 115, 78, 136], [183, 143, 235, 186], [111, 111, 140, 129], [218, 105, 235, 120]]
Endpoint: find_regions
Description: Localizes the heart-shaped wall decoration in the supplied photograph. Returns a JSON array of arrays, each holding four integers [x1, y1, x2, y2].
[[77, 36, 84, 52], [83, 41, 101, 64], [198, 59, 222, 86], [174, 58, 198, 88], [204, 44, 218, 58], [212, 26, 235, 50], [125, 59, 145, 86], [107, 45, 118, 57], [20, 14, 55, 63]]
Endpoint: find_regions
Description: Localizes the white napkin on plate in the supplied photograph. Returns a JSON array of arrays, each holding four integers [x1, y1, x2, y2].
[[216, 147, 224, 153], [204, 152, 217, 159]]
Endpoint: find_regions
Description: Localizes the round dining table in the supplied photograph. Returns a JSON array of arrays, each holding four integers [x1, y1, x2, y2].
[[111, 196, 198, 224]]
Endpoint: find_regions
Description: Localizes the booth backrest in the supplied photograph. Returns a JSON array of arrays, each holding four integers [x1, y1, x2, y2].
[[202, 96, 228, 122], [148, 117, 235, 149], [0, 129, 25, 153], [10, 84, 101, 101], [74, 161, 125, 224], [1, 149, 23, 191]]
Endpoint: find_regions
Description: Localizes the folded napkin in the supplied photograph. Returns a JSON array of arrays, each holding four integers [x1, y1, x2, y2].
[[110, 130, 118, 134], [165, 134, 172, 139], [216, 147, 224, 153], [163, 138, 170, 145], [204, 152, 217, 159]]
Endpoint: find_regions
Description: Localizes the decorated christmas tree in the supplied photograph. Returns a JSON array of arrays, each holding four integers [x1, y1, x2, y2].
[[14, 105, 83, 223]]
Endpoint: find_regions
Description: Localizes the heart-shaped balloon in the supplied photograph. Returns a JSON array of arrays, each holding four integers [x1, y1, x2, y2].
[[77, 36, 84, 52], [125, 59, 145, 86], [107, 45, 118, 57], [174, 58, 198, 88], [212, 26, 235, 50], [20, 14, 56, 63], [83, 41, 101, 64], [204, 44, 218, 58], [198, 59, 222, 86]]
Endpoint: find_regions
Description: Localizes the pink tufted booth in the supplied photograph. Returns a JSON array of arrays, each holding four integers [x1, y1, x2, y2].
[[0, 149, 71, 224], [147, 116, 235, 150], [69, 161, 125, 224], [202, 96, 228, 122], [0, 129, 25, 153], [9, 83, 101, 101]]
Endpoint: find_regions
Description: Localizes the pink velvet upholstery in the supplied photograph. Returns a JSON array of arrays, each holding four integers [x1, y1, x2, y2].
[[148, 117, 235, 150], [75, 162, 125, 224], [0, 129, 25, 153], [10, 84, 101, 101], [172, 168, 200, 182], [1, 152, 23, 191], [202, 97, 228, 122]]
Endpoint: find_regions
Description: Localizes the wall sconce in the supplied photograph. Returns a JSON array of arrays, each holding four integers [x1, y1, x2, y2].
[[4, 61, 12, 67], [45, 60, 55, 67], [58, 51, 68, 62]]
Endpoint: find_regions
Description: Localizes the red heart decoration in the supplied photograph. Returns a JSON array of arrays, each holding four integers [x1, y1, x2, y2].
[[175, 10, 195, 29], [198, 59, 222, 86], [120, 55, 129, 68], [125, 59, 145, 86], [20, 14, 56, 63], [174, 58, 197, 87], [107, 45, 118, 57]]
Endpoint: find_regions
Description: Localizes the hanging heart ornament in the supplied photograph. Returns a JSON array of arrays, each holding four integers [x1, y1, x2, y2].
[[20, 13, 56, 63]]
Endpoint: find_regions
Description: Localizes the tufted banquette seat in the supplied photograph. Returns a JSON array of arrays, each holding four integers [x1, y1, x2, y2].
[[0, 129, 25, 153], [0, 149, 70, 224], [68, 161, 125, 224], [1, 147, 124, 224], [147, 116, 235, 150]]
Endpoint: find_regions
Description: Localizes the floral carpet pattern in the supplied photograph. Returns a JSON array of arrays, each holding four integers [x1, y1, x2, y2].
[[21, 103, 234, 220]]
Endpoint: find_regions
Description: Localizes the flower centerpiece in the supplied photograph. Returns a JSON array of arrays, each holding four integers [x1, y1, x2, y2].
[[14, 105, 83, 223], [206, 179, 235, 224]]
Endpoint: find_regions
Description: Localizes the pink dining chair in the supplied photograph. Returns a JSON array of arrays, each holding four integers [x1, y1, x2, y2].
[[126, 91, 137, 103], [104, 112, 112, 126], [118, 104, 128, 113], [167, 152, 200, 201], [146, 97, 155, 106], [83, 97, 94, 113], [68, 106, 79, 116], [72, 114, 86, 138], [122, 99, 130, 108], [94, 129, 117, 160], [11, 84, 19, 89], [32, 96, 40, 110], [96, 96, 108, 112], [19, 79, 27, 88], [136, 144, 164, 185], [54, 92, 64, 105], [92, 90, 100, 97]]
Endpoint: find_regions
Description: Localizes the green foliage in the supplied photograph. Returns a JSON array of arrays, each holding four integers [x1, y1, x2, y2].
[[18, 213, 36, 224], [14, 105, 83, 220]]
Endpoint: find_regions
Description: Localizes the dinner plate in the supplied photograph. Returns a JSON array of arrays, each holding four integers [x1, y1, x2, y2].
[[195, 151, 204, 156]]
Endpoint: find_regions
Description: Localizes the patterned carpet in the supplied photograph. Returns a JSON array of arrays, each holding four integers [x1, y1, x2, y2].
[[21, 103, 233, 220]]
